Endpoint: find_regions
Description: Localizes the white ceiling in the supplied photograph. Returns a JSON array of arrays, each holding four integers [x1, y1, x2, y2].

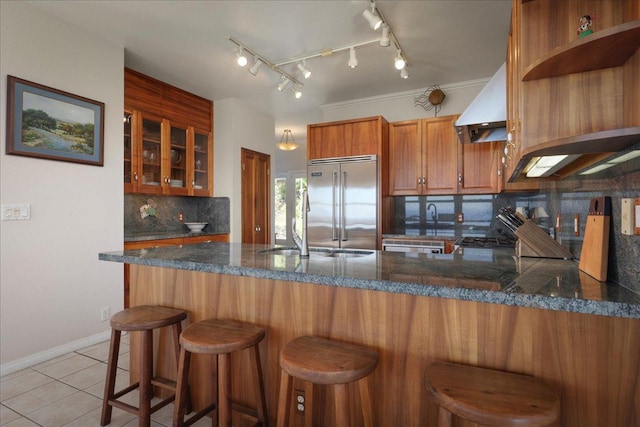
[[29, 0, 512, 141]]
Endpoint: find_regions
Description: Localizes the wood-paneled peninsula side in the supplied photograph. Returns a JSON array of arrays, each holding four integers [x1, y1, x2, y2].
[[99, 243, 640, 427]]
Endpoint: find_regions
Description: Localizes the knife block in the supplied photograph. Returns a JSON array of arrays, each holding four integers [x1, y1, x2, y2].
[[514, 221, 573, 259]]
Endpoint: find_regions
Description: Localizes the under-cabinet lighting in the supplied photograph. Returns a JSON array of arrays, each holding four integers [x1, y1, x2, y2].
[[525, 154, 580, 178], [580, 150, 640, 175]]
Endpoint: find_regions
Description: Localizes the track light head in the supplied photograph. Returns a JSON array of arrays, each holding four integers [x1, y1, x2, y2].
[[380, 24, 391, 47], [394, 50, 406, 70], [348, 47, 358, 68], [400, 67, 409, 79], [236, 47, 248, 67], [297, 61, 311, 79], [362, 2, 382, 30], [291, 87, 302, 99], [249, 57, 262, 76], [277, 76, 291, 92]]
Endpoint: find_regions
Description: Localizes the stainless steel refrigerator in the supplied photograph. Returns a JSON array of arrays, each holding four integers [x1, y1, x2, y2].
[[307, 155, 377, 250]]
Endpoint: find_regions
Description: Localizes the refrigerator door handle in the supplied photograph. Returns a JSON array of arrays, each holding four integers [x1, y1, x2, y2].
[[341, 171, 347, 241], [332, 171, 338, 241]]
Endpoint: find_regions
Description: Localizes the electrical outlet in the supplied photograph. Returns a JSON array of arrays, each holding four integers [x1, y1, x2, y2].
[[295, 389, 305, 413], [621, 198, 633, 236], [574, 214, 580, 236], [456, 212, 464, 223], [100, 306, 110, 322], [178, 212, 184, 222]]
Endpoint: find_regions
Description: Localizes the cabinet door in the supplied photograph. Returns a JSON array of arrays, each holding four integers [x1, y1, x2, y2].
[[458, 141, 502, 194], [241, 149, 270, 244], [137, 114, 164, 195], [422, 117, 458, 194], [124, 111, 136, 193], [192, 128, 213, 196], [388, 120, 422, 195], [163, 121, 188, 195]]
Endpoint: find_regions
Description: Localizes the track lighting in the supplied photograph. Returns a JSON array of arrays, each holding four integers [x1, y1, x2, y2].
[[236, 47, 247, 67], [400, 67, 409, 79], [297, 61, 311, 79], [394, 50, 406, 70], [249, 57, 262, 76], [380, 24, 390, 47], [348, 47, 358, 68], [291, 87, 302, 99], [277, 76, 291, 92], [363, 2, 382, 30]]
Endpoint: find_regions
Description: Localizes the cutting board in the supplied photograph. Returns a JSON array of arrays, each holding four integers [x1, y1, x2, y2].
[[579, 197, 611, 282]]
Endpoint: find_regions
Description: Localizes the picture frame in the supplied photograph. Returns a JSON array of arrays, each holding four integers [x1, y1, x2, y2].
[[6, 75, 104, 166]]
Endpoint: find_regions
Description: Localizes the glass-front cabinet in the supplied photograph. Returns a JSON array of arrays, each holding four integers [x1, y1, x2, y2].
[[125, 110, 213, 196]]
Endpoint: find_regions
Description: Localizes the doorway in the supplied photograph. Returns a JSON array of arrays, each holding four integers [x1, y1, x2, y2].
[[274, 171, 307, 246], [241, 148, 271, 244]]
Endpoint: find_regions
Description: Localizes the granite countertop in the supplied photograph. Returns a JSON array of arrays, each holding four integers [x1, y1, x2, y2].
[[99, 242, 640, 319], [124, 230, 228, 243]]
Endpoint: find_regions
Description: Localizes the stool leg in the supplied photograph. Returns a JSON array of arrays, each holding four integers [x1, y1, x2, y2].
[[218, 353, 232, 427], [358, 377, 374, 427], [172, 347, 191, 427], [139, 329, 153, 427], [334, 383, 350, 427], [276, 369, 293, 427], [101, 329, 121, 426], [250, 344, 268, 426], [437, 406, 452, 427], [171, 322, 191, 415]]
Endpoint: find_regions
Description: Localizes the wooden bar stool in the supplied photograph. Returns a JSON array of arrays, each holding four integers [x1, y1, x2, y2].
[[276, 336, 378, 427], [172, 318, 268, 427], [424, 361, 560, 427], [101, 305, 187, 427]]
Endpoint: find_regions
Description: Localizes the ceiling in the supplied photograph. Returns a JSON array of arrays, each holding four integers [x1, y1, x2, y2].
[[29, 1, 512, 141]]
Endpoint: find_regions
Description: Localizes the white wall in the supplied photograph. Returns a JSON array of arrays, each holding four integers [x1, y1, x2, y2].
[[0, 2, 124, 373], [321, 80, 488, 124], [214, 99, 276, 243]]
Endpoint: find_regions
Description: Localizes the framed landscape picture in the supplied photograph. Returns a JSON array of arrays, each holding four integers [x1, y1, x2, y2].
[[6, 76, 104, 166]]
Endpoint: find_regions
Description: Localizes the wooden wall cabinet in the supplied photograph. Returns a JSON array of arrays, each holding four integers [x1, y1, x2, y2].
[[388, 116, 502, 196], [307, 116, 388, 159], [506, 0, 640, 182], [124, 68, 213, 196]]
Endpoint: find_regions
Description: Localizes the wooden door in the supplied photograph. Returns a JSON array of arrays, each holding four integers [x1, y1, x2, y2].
[[388, 120, 422, 195], [241, 148, 270, 244], [422, 116, 459, 194]]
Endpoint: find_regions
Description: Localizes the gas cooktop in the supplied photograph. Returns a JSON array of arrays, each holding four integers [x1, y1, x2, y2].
[[457, 236, 516, 248]]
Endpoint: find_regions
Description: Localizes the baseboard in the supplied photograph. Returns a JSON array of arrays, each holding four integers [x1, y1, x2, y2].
[[0, 330, 112, 377]]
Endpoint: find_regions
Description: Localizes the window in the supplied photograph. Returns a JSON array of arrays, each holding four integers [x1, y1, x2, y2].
[[274, 172, 307, 245]]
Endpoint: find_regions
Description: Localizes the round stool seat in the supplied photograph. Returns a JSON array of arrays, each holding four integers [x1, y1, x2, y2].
[[180, 318, 265, 354], [425, 361, 560, 426], [110, 305, 187, 331], [280, 336, 378, 386]]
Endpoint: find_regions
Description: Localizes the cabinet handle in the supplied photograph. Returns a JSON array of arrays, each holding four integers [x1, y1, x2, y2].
[[133, 172, 138, 182], [458, 173, 462, 185]]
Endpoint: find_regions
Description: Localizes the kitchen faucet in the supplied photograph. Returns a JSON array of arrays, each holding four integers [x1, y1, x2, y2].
[[427, 203, 438, 236], [292, 190, 310, 257]]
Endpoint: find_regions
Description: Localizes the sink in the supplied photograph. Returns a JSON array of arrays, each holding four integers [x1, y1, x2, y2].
[[320, 249, 374, 258], [256, 247, 374, 258]]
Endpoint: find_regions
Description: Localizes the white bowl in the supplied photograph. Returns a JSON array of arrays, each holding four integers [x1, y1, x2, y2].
[[184, 222, 207, 232]]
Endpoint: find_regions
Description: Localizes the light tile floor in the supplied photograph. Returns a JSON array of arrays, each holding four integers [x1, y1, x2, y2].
[[0, 335, 210, 427]]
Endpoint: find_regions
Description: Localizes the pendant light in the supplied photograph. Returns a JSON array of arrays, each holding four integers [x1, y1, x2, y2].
[[277, 129, 299, 151]]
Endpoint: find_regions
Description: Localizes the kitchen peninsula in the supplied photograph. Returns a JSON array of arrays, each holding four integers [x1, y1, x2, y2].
[[99, 242, 640, 426]]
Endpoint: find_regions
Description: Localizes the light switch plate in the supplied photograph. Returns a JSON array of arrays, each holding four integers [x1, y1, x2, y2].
[[621, 199, 633, 235], [1, 203, 31, 220]]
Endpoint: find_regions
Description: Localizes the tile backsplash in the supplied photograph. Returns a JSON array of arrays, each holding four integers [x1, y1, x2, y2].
[[393, 168, 640, 293], [124, 195, 230, 235]]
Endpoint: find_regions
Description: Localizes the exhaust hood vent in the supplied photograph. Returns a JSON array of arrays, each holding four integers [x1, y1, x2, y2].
[[455, 62, 506, 144]]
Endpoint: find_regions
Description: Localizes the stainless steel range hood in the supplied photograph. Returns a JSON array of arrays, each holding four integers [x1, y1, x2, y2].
[[455, 62, 506, 144]]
